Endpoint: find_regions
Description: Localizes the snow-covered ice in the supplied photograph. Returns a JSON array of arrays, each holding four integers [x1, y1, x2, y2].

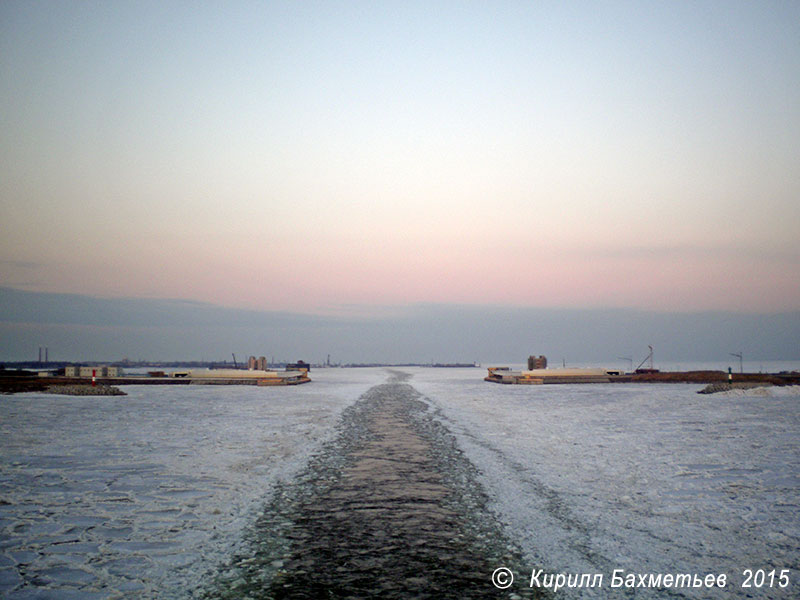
[[412, 368, 800, 598], [0, 369, 384, 598], [1, 367, 798, 598]]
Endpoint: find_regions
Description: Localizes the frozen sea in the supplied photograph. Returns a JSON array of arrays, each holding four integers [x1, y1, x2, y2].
[[1, 367, 798, 598]]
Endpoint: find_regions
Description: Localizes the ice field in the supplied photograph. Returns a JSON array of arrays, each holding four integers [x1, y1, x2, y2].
[[0, 369, 384, 598], [1, 367, 798, 598], [413, 368, 800, 598]]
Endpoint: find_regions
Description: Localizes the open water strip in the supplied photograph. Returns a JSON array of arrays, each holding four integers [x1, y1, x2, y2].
[[203, 371, 544, 599]]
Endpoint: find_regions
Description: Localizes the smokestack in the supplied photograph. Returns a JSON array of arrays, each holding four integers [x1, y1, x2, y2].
[[38, 347, 42, 363], [45, 347, 48, 364]]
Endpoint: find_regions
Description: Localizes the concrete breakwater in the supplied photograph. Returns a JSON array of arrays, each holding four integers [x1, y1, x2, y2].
[[204, 372, 543, 599], [44, 384, 127, 396]]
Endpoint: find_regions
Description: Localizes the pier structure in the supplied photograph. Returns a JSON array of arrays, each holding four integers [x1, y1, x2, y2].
[[485, 366, 624, 384]]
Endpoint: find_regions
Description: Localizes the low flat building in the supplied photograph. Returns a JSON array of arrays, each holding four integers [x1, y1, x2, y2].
[[169, 368, 310, 385], [67, 366, 124, 377], [486, 366, 623, 384], [79, 366, 106, 377]]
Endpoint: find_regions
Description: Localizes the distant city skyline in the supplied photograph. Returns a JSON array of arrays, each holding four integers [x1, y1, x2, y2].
[[1, 287, 798, 365], [1, 2, 798, 352]]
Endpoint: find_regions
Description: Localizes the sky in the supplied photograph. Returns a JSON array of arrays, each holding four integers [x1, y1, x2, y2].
[[1, 1, 799, 362]]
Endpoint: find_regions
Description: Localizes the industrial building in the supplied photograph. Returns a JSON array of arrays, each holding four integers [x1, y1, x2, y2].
[[65, 366, 123, 377], [527, 355, 547, 370], [247, 356, 269, 370]]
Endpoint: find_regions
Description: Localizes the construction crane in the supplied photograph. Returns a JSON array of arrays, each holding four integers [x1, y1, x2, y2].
[[730, 352, 743, 374], [635, 345, 657, 373], [231, 353, 238, 369]]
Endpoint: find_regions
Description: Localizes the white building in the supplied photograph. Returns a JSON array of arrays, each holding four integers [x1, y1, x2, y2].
[[67, 366, 123, 377]]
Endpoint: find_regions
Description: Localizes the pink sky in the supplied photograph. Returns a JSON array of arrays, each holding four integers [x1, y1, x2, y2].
[[1, 2, 798, 315]]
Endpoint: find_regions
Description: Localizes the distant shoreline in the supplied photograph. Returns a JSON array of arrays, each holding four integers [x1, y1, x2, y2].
[[2, 368, 799, 395]]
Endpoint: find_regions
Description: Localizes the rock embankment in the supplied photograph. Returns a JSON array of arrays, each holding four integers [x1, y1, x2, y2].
[[45, 384, 126, 396], [0, 379, 48, 394], [697, 382, 772, 394]]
